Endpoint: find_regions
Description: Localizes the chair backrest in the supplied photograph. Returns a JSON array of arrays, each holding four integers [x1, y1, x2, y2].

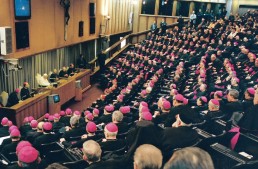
[[117, 131, 129, 139], [230, 111, 244, 126], [63, 159, 89, 168], [0, 91, 8, 107], [46, 149, 73, 163], [68, 135, 82, 141], [0, 152, 17, 165], [102, 146, 127, 161], [39, 142, 62, 157], [231, 160, 258, 169], [234, 133, 258, 159]]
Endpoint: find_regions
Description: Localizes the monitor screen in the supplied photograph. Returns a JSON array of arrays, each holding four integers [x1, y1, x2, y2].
[[14, 0, 31, 20], [53, 94, 60, 103]]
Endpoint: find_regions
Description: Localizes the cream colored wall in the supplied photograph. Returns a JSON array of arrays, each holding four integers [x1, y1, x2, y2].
[[231, 0, 258, 14], [0, 0, 132, 59]]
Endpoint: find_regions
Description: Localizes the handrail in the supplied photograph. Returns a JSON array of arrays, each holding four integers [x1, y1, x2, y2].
[[139, 14, 190, 19], [103, 34, 131, 54]]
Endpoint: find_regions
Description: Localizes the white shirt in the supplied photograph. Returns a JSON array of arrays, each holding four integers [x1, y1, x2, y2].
[[39, 77, 50, 87], [190, 14, 197, 20]]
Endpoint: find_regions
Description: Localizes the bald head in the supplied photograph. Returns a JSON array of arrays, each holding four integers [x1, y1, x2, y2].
[[82, 140, 102, 163], [134, 144, 163, 169], [164, 147, 214, 169]]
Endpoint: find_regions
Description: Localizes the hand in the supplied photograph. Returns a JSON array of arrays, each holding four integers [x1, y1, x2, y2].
[[65, 126, 71, 131], [154, 111, 160, 117], [81, 134, 88, 139], [102, 138, 107, 142], [60, 138, 66, 143]]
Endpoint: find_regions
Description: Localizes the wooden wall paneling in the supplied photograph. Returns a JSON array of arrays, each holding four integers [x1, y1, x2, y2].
[[127, 0, 131, 31], [107, 0, 111, 35], [119, 0, 123, 33], [113, 0, 121, 34], [0, 0, 102, 59], [155, 0, 160, 15], [138, 35, 147, 43], [138, 16, 148, 32], [116, 0, 120, 33], [157, 17, 164, 28], [111, 0, 115, 34], [123, 0, 128, 32], [117, 0, 121, 33], [132, 0, 140, 34], [73, 0, 82, 40], [166, 18, 174, 25], [84, 0, 90, 37], [148, 16, 156, 30], [54, 0, 65, 47], [122, 1, 126, 32]]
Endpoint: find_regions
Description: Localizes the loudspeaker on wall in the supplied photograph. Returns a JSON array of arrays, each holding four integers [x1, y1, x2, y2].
[[0, 27, 13, 55], [79, 21, 84, 37], [15, 21, 30, 50]]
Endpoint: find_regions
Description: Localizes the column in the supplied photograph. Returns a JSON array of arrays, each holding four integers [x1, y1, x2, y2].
[[155, 0, 160, 15], [206, 3, 211, 12], [189, 1, 195, 16], [172, 0, 178, 16]]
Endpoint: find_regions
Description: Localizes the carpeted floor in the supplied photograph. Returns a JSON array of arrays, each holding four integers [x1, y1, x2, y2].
[[61, 83, 103, 112]]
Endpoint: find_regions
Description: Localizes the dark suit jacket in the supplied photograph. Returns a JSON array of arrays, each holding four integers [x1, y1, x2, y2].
[[0, 126, 9, 137], [161, 126, 199, 161], [0, 141, 20, 155], [33, 133, 58, 149], [20, 87, 30, 100], [6, 92, 19, 107], [62, 127, 85, 141], [99, 139, 125, 152]]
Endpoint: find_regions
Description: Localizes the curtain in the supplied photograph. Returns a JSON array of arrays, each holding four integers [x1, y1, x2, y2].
[[0, 41, 97, 94]]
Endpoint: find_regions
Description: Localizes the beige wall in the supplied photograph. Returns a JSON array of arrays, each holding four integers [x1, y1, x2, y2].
[[231, 0, 258, 14], [0, 0, 132, 59]]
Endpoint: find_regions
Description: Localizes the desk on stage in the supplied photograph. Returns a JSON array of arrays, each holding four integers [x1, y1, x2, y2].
[[0, 69, 91, 127], [0, 91, 50, 127]]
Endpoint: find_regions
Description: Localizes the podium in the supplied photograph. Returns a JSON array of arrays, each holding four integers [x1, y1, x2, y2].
[[48, 94, 61, 114], [75, 80, 82, 101]]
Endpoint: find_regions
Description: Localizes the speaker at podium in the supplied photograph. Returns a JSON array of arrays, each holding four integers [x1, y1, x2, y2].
[[48, 94, 61, 114], [75, 80, 82, 101]]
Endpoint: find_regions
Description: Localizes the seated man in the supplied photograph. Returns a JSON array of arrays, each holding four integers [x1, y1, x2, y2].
[[60, 115, 84, 142], [67, 63, 76, 76], [112, 111, 129, 134], [162, 110, 200, 162], [97, 105, 114, 124], [0, 129, 21, 155], [33, 122, 58, 149], [49, 69, 59, 82], [0, 117, 10, 137], [26, 121, 44, 143], [63, 121, 102, 148], [59, 66, 69, 78], [20, 82, 31, 100], [6, 88, 20, 107], [6, 146, 41, 169], [38, 73, 50, 87], [204, 99, 224, 120], [99, 123, 125, 152], [238, 90, 258, 133], [82, 140, 123, 169], [224, 89, 243, 120], [164, 147, 214, 169], [133, 144, 163, 169]]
